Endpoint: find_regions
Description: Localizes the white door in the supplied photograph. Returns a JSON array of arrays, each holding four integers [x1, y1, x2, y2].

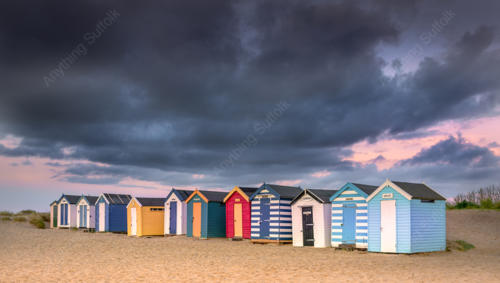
[[131, 208, 137, 236], [380, 200, 396, 252], [99, 203, 105, 231]]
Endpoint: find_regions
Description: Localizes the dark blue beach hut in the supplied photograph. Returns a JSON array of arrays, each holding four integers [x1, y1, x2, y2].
[[95, 193, 132, 232]]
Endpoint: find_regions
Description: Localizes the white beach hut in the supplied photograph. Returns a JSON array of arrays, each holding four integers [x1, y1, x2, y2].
[[76, 195, 98, 229], [57, 194, 80, 228], [291, 189, 337, 248], [164, 189, 193, 235]]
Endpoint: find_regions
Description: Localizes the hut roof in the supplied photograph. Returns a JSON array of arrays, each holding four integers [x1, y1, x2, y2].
[[197, 190, 227, 202], [102, 193, 132, 204], [136, 197, 166, 206], [239, 187, 259, 197], [79, 195, 99, 205], [166, 189, 194, 202], [351, 183, 378, 195], [59, 194, 81, 204], [265, 184, 303, 199], [50, 200, 58, 206], [291, 189, 338, 204], [392, 181, 446, 201]]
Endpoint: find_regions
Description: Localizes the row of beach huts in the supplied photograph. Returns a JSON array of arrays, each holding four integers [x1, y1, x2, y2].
[[49, 179, 446, 253]]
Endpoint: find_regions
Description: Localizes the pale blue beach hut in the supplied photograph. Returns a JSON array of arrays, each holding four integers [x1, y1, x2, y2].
[[366, 179, 446, 253]]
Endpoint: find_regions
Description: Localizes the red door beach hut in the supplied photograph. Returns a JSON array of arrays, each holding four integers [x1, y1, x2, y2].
[[223, 186, 259, 239], [164, 189, 193, 235], [186, 190, 227, 239]]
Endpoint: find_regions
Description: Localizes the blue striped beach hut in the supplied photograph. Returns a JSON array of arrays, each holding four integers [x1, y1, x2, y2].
[[249, 184, 302, 243], [366, 179, 446, 253], [330, 183, 377, 249]]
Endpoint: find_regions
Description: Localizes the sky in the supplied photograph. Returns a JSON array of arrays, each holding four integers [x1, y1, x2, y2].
[[1, 0, 500, 211]]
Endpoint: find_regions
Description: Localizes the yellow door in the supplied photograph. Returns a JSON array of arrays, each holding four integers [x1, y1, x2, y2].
[[234, 203, 243, 237], [193, 202, 201, 237]]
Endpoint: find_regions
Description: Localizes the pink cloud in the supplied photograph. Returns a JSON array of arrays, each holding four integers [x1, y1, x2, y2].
[[192, 174, 205, 179], [274, 179, 302, 186], [311, 170, 331, 178]]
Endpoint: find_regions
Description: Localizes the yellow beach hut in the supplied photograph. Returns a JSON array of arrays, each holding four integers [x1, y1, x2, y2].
[[127, 197, 165, 237]]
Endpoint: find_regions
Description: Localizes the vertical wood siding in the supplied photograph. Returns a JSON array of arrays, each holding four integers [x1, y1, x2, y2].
[[331, 185, 369, 248], [292, 194, 331, 248], [164, 194, 188, 235], [225, 191, 251, 239]]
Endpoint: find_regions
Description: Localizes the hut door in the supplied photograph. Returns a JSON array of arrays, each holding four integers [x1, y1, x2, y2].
[[99, 203, 105, 231], [53, 206, 58, 227], [259, 198, 270, 238], [169, 201, 177, 234], [302, 207, 314, 246], [61, 203, 67, 225], [381, 200, 396, 252], [192, 202, 202, 237], [131, 207, 137, 235], [82, 205, 87, 227], [234, 203, 243, 237], [342, 204, 356, 244]]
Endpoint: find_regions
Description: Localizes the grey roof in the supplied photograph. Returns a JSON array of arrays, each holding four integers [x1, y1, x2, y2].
[[197, 190, 227, 202], [308, 189, 338, 203], [238, 187, 259, 197], [351, 183, 378, 195], [136, 197, 166, 206], [50, 200, 58, 206], [83, 195, 99, 205], [103, 193, 132, 205], [392, 181, 446, 201], [61, 195, 81, 204], [173, 190, 194, 201], [267, 184, 303, 199]]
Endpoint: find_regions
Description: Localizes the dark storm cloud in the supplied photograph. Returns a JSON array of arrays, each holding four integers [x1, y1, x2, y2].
[[399, 135, 499, 168], [1, 0, 500, 193]]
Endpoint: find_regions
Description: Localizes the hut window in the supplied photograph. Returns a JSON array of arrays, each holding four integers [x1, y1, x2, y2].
[[421, 200, 435, 203], [150, 208, 164, 211]]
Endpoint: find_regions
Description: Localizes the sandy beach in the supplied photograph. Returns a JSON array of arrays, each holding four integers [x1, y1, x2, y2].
[[1, 210, 499, 282]]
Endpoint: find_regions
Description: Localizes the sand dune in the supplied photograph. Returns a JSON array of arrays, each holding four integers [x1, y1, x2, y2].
[[1, 210, 499, 282]]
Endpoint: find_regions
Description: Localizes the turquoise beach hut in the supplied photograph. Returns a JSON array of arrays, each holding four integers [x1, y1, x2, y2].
[[185, 190, 227, 239], [366, 179, 446, 253], [330, 183, 377, 249]]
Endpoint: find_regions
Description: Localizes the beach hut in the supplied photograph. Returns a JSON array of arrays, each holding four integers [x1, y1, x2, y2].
[[95, 193, 132, 232], [57, 194, 81, 228], [185, 190, 227, 239], [223, 186, 259, 239], [76, 195, 98, 229], [330, 183, 377, 249], [49, 200, 58, 228], [366, 179, 446, 253], [291, 189, 337, 248], [164, 189, 193, 235], [127, 197, 165, 237], [249, 184, 302, 243]]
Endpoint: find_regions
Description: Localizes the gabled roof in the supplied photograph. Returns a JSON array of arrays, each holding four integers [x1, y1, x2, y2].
[[351, 183, 378, 195], [186, 190, 227, 203], [50, 200, 58, 206], [330, 182, 378, 201], [135, 197, 166, 207], [392, 181, 446, 201], [101, 193, 132, 205], [165, 189, 194, 203], [291, 189, 338, 204], [223, 186, 259, 203], [250, 183, 303, 200], [58, 194, 81, 204], [77, 195, 99, 206], [366, 179, 446, 201]]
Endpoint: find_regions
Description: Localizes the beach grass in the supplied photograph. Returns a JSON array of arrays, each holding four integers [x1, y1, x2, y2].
[[29, 216, 46, 229], [12, 216, 27, 222], [1, 216, 11, 221], [0, 211, 13, 217]]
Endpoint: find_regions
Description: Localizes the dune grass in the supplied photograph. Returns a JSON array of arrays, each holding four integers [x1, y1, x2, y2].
[[29, 216, 46, 229], [1, 216, 12, 221], [0, 211, 14, 217], [13, 216, 27, 222], [447, 240, 475, 252]]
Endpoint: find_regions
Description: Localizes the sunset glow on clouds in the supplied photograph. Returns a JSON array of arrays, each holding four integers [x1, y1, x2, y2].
[[1, 1, 500, 211]]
